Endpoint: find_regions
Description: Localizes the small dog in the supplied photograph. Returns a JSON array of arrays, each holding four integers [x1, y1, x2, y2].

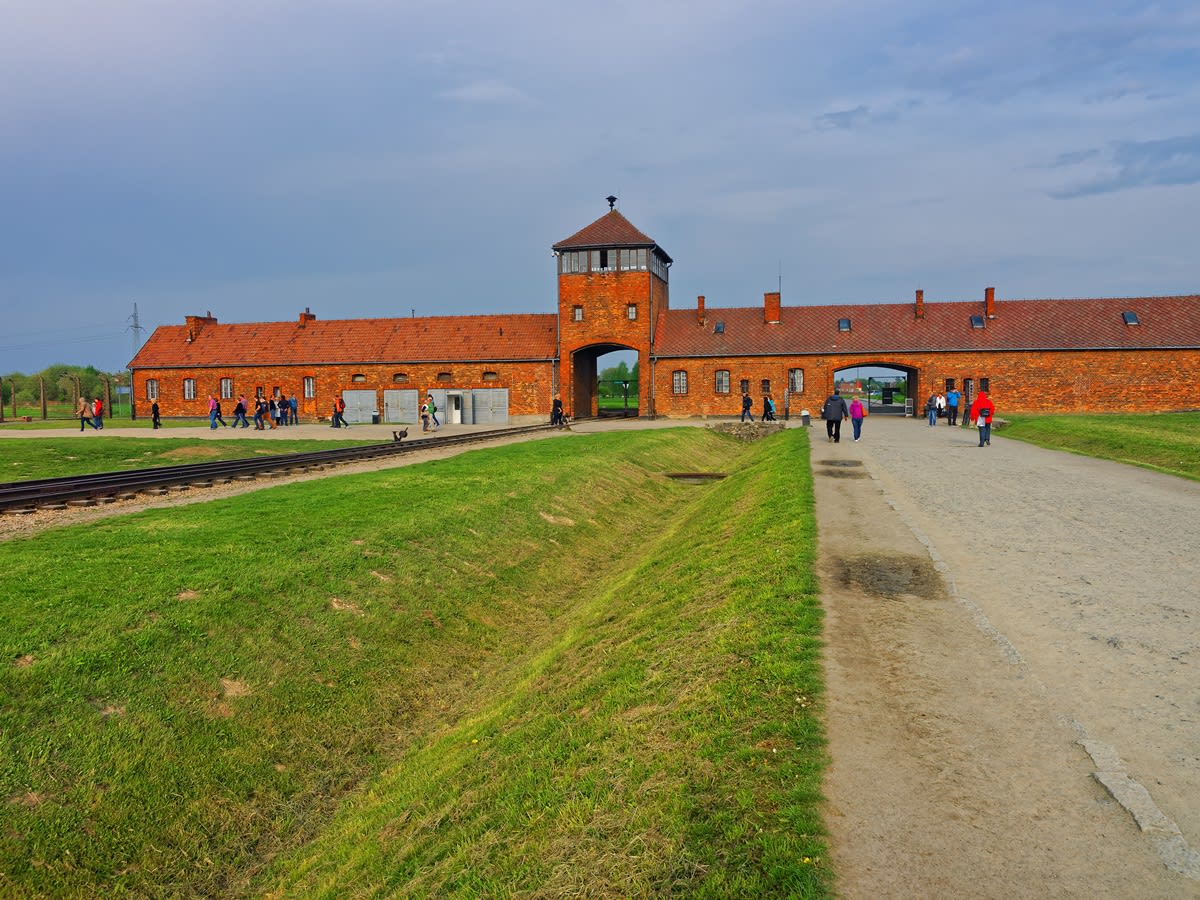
[[392, 428, 408, 442]]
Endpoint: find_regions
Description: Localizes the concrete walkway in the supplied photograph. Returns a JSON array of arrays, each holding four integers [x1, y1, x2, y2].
[[814, 413, 1200, 896]]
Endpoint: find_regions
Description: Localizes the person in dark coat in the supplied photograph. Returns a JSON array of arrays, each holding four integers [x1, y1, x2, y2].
[[821, 390, 850, 443]]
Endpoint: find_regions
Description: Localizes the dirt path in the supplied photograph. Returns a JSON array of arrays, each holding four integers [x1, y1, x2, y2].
[[813, 415, 1200, 898]]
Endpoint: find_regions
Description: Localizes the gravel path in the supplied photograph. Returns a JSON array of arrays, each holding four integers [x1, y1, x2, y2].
[[813, 414, 1200, 898]]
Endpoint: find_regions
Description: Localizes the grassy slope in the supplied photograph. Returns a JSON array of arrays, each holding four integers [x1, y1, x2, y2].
[[1, 429, 829, 898], [1001, 411, 1200, 481], [0, 437, 376, 482]]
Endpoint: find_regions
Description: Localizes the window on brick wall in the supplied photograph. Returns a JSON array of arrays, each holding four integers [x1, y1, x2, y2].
[[788, 369, 804, 393], [392, 373, 408, 383], [220, 377, 233, 400], [714, 370, 730, 394], [945, 378, 956, 391], [627, 304, 637, 320], [760, 379, 771, 394], [483, 371, 499, 382], [740, 378, 750, 395], [437, 372, 452, 383], [303, 377, 315, 399], [352, 373, 366, 383], [573, 305, 583, 321], [146, 379, 159, 401], [672, 370, 688, 395], [183, 378, 195, 401], [980, 377, 990, 393]]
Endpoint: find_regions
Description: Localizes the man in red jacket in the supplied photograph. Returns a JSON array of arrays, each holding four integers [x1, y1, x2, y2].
[[969, 391, 996, 447]]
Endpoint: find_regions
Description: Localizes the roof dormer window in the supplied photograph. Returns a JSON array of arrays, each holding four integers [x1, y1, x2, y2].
[[1122, 311, 1140, 326], [970, 315, 985, 328], [838, 318, 851, 332]]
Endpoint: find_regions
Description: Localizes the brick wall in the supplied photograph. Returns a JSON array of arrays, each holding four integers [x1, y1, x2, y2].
[[132, 361, 556, 422], [651, 347, 1200, 417]]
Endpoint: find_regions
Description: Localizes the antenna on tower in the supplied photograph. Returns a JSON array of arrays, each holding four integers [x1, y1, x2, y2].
[[127, 303, 145, 360]]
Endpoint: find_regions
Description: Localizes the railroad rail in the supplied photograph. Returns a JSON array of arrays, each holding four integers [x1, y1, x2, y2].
[[0, 424, 555, 515]]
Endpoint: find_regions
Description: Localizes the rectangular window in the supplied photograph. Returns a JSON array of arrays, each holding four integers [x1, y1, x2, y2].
[[760, 379, 771, 394], [627, 304, 637, 320], [788, 369, 804, 393], [573, 305, 583, 321], [303, 376, 315, 399], [980, 377, 990, 393], [714, 370, 730, 394], [146, 379, 159, 401], [183, 378, 196, 401], [945, 378, 956, 391], [220, 377, 233, 400], [672, 370, 688, 395], [740, 378, 750, 395], [255, 386, 264, 399]]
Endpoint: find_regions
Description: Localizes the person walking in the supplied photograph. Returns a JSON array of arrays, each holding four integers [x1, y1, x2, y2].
[[551, 395, 565, 427], [92, 396, 104, 430], [77, 396, 97, 431], [420, 399, 431, 433], [427, 395, 440, 430], [232, 396, 249, 428], [924, 393, 938, 427], [213, 400, 229, 428], [969, 390, 996, 447], [945, 386, 961, 426], [740, 391, 754, 422], [849, 396, 866, 442], [821, 389, 850, 443], [333, 396, 349, 428], [151, 400, 161, 429], [208, 395, 220, 429], [764, 394, 777, 421]]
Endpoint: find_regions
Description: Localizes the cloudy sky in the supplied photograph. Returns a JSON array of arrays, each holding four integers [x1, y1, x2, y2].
[[2, 0, 1198, 374]]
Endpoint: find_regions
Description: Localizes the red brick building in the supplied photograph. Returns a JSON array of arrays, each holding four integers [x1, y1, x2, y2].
[[129, 203, 1200, 422]]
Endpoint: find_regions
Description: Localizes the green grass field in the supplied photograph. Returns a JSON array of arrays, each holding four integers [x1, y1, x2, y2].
[[1, 428, 830, 898], [1002, 411, 1200, 481], [0, 437, 378, 483]]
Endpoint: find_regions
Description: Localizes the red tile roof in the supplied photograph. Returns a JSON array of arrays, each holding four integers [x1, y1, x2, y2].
[[553, 210, 659, 251], [129, 313, 558, 369], [654, 295, 1200, 357]]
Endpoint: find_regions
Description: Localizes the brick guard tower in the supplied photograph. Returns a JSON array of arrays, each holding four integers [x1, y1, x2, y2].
[[552, 198, 671, 418]]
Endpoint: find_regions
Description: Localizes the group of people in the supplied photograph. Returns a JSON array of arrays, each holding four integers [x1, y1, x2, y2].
[[824, 388, 995, 446], [739, 391, 777, 422], [923, 388, 963, 426], [419, 395, 439, 432], [75, 396, 104, 430], [195, 394, 298, 430]]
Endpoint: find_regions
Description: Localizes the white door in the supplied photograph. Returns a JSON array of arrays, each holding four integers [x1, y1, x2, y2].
[[383, 389, 419, 424], [341, 390, 377, 424]]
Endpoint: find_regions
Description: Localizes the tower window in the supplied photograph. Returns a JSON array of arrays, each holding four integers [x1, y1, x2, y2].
[[627, 304, 637, 320], [591, 249, 614, 272], [573, 305, 583, 321]]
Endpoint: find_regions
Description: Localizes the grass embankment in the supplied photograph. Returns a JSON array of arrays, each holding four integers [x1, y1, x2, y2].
[[0, 437, 377, 482], [1, 428, 830, 898], [1002, 411, 1200, 482]]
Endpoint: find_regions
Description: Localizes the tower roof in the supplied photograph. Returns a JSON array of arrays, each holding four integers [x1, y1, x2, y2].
[[553, 209, 670, 262]]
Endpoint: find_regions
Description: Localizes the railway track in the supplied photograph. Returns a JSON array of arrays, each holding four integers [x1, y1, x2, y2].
[[0, 425, 555, 515]]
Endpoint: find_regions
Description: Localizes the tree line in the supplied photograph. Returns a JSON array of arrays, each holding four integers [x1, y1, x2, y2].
[[1, 365, 125, 409]]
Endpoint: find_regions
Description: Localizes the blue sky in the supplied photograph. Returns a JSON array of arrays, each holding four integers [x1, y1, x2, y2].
[[3, 0, 1198, 374]]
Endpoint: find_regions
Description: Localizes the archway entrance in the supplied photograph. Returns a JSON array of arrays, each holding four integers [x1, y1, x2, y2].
[[834, 363, 916, 416], [569, 344, 639, 418]]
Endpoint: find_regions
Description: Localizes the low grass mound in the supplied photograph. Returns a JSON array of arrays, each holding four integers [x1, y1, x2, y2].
[[0, 437, 376, 482], [1, 428, 829, 898], [1002, 411, 1200, 481]]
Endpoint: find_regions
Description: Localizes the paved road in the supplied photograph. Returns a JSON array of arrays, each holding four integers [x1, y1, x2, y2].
[[814, 413, 1200, 896]]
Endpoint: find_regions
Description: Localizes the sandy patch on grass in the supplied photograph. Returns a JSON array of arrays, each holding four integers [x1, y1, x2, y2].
[[177, 590, 200, 601], [13, 654, 34, 668], [10, 792, 46, 808], [159, 445, 225, 460], [330, 597, 364, 615], [220, 678, 251, 698], [539, 510, 575, 526], [370, 570, 392, 582]]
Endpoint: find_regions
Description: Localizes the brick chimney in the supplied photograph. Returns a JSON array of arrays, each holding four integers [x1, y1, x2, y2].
[[915, 289, 925, 319], [697, 295, 706, 325], [298, 307, 317, 327], [985, 286, 996, 318], [764, 291, 781, 324], [183, 312, 217, 342]]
